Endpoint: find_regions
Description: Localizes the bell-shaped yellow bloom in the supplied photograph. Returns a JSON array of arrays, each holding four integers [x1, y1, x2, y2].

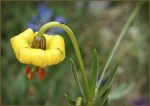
[[10, 28, 65, 67]]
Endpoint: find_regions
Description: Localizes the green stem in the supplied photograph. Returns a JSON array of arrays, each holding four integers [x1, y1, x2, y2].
[[95, 2, 143, 94], [37, 22, 90, 99]]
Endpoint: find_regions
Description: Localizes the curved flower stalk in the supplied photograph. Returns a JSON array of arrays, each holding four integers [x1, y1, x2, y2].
[[37, 22, 91, 100]]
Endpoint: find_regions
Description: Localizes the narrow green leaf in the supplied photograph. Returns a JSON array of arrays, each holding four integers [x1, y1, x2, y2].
[[64, 93, 76, 105], [70, 59, 86, 102], [103, 98, 108, 105], [96, 63, 119, 100], [90, 49, 99, 97], [96, 86, 112, 105]]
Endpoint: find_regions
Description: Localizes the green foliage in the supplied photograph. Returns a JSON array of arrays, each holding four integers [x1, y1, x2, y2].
[[70, 59, 86, 102], [96, 86, 112, 105], [96, 62, 119, 102], [90, 49, 99, 98]]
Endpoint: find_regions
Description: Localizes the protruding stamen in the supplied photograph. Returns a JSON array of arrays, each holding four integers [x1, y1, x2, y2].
[[41, 68, 45, 76], [26, 66, 30, 75], [28, 72, 34, 80], [36, 66, 39, 72], [38, 68, 46, 80], [38, 72, 43, 80]]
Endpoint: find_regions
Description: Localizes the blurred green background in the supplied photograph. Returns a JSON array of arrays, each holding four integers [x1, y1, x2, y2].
[[1, 1, 149, 106]]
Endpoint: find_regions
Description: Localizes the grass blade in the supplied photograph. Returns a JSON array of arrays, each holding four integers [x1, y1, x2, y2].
[[90, 49, 99, 97], [95, 86, 112, 105], [96, 63, 119, 100], [70, 59, 86, 102]]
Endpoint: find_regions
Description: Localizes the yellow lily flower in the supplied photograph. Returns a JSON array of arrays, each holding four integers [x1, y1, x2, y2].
[[10, 28, 65, 68]]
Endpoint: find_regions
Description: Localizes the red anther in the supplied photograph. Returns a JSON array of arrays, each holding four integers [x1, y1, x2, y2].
[[38, 71, 43, 80], [28, 72, 34, 80], [38, 68, 45, 80], [36, 66, 39, 72], [26, 66, 30, 75], [41, 68, 45, 76]]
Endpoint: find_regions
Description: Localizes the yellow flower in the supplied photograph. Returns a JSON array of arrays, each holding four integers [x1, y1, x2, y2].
[[10, 28, 65, 68]]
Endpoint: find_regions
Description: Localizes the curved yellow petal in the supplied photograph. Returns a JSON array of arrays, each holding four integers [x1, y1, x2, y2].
[[49, 35, 65, 59], [19, 48, 45, 67], [10, 35, 30, 60], [18, 48, 32, 64], [44, 49, 62, 67], [30, 49, 45, 67], [19, 28, 35, 46]]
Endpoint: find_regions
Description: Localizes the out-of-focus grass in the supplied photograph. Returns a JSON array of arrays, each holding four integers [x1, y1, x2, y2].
[[1, 1, 149, 105]]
